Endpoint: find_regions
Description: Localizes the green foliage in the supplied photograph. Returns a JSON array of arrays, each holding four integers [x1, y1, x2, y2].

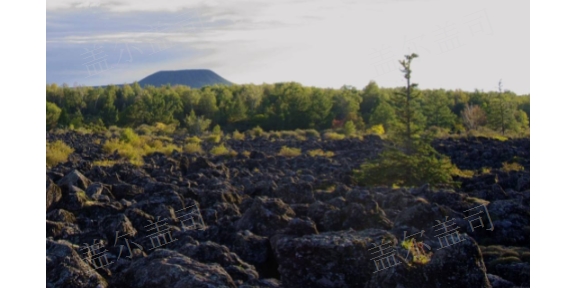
[[502, 162, 524, 172], [210, 144, 235, 156], [422, 90, 457, 129], [323, 131, 346, 140], [120, 128, 140, 144], [486, 84, 519, 135], [184, 110, 211, 135], [185, 136, 202, 144], [232, 130, 245, 140], [250, 126, 264, 137], [354, 142, 454, 187], [212, 124, 222, 135], [46, 140, 74, 167], [303, 129, 321, 138], [206, 134, 221, 144], [369, 101, 396, 131], [355, 55, 455, 188], [46, 101, 62, 130], [183, 143, 203, 154], [307, 149, 335, 157], [390, 54, 426, 150], [367, 124, 385, 135], [46, 77, 528, 137], [343, 121, 356, 137], [278, 146, 302, 157]]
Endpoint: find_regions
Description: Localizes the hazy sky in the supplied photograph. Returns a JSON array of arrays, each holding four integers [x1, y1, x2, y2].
[[46, 0, 529, 94]]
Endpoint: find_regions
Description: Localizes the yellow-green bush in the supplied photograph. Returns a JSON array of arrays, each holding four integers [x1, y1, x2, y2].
[[367, 124, 385, 135], [232, 130, 245, 140], [102, 134, 181, 166], [206, 134, 221, 144], [210, 144, 235, 156], [185, 136, 202, 144], [304, 129, 321, 138], [46, 140, 74, 167], [250, 126, 264, 137], [92, 160, 120, 167], [154, 122, 177, 135], [278, 146, 301, 157], [323, 132, 346, 140], [120, 128, 140, 144], [184, 143, 203, 154], [502, 162, 524, 172], [308, 149, 335, 158]]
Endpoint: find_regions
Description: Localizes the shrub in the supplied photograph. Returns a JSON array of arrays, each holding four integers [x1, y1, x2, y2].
[[269, 131, 281, 139], [150, 143, 181, 155], [304, 129, 320, 138], [502, 162, 524, 172], [92, 160, 119, 167], [154, 122, 177, 135], [323, 132, 346, 140], [354, 143, 454, 187], [103, 139, 142, 163], [278, 146, 301, 157], [135, 124, 154, 135], [120, 128, 140, 144], [308, 149, 335, 157], [206, 134, 221, 144], [185, 136, 202, 144], [250, 126, 264, 137], [212, 124, 222, 135], [184, 143, 203, 154], [343, 121, 356, 137], [367, 124, 385, 135], [232, 130, 245, 140], [46, 140, 74, 167], [210, 144, 232, 156]]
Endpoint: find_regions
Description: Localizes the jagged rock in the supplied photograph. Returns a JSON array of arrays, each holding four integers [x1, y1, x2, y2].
[[235, 197, 295, 237], [58, 169, 92, 191], [117, 248, 237, 288], [46, 209, 77, 223], [271, 229, 392, 288], [46, 239, 108, 288], [47, 178, 62, 211], [111, 182, 143, 200], [177, 241, 259, 283], [369, 234, 492, 288]]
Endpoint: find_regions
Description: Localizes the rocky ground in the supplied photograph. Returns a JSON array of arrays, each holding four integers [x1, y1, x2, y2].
[[46, 132, 530, 288]]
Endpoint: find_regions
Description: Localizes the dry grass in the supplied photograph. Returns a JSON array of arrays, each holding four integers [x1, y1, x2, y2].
[[232, 130, 245, 140], [278, 146, 301, 157], [210, 144, 236, 157], [502, 162, 524, 172], [307, 149, 335, 157], [102, 131, 181, 166], [323, 132, 345, 140], [183, 143, 203, 154], [46, 140, 74, 167]]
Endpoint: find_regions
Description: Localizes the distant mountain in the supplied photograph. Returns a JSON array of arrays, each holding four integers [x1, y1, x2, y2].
[[138, 69, 233, 88]]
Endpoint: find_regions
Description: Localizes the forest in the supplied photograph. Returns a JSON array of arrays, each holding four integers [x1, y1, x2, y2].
[[46, 79, 530, 138]]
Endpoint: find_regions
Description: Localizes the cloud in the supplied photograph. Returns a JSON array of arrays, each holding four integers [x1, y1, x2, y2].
[[47, 0, 529, 94]]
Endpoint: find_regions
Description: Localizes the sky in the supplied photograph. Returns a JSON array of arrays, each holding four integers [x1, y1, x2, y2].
[[46, 0, 529, 94]]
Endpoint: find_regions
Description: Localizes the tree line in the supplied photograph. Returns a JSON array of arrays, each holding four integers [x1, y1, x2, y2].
[[46, 80, 529, 136]]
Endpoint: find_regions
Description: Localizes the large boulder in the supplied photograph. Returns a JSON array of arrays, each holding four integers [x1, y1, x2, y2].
[[177, 241, 259, 284], [368, 234, 491, 288], [57, 169, 92, 191], [271, 229, 392, 288], [46, 239, 108, 288], [235, 197, 295, 237], [117, 248, 237, 288]]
